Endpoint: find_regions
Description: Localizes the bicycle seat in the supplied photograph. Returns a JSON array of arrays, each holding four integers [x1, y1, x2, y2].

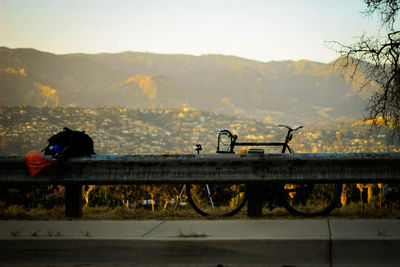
[[277, 124, 303, 131]]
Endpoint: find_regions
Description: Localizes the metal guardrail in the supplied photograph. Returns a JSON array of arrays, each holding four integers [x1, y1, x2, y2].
[[1, 153, 399, 217], [1, 153, 400, 184]]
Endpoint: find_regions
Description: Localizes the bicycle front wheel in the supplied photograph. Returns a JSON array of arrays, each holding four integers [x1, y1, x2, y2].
[[186, 183, 247, 217], [279, 183, 342, 217]]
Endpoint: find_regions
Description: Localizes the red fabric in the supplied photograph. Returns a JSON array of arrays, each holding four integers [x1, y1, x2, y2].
[[25, 154, 59, 177]]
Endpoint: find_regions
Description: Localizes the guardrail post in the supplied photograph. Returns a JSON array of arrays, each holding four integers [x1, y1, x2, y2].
[[247, 183, 263, 217], [65, 184, 82, 218]]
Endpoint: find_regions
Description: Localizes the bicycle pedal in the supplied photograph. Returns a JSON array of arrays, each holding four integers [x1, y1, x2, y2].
[[268, 203, 276, 211]]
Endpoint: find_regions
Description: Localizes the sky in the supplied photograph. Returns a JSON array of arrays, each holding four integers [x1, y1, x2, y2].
[[0, 0, 384, 63]]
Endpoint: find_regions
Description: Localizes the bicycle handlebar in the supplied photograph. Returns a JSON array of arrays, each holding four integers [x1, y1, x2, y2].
[[277, 124, 303, 132]]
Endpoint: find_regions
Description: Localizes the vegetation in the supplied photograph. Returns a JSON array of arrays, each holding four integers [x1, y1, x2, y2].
[[1, 193, 400, 220]]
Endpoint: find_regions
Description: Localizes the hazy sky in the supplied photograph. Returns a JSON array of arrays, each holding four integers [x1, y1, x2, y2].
[[1, 0, 383, 63]]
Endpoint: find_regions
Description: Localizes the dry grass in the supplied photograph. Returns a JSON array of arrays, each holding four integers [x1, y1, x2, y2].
[[328, 202, 400, 219], [0, 205, 66, 220], [1, 203, 399, 220]]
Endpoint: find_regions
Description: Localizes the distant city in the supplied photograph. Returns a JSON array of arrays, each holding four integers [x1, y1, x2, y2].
[[0, 105, 398, 156]]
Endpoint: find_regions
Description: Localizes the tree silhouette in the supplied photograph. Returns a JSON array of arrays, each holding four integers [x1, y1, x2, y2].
[[334, 0, 400, 141]]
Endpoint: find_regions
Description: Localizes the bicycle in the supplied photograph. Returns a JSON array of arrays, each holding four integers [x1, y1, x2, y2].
[[185, 125, 343, 217]]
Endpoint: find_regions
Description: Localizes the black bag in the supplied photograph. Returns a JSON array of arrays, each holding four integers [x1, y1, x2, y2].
[[43, 127, 95, 158]]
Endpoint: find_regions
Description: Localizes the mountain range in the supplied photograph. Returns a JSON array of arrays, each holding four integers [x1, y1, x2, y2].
[[0, 47, 374, 124]]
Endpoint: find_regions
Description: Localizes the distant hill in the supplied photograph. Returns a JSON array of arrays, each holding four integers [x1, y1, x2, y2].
[[0, 47, 375, 124]]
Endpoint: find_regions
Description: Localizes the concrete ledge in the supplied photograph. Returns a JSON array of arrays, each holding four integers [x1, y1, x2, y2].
[[330, 220, 400, 266], [0, 220, 399, 266]]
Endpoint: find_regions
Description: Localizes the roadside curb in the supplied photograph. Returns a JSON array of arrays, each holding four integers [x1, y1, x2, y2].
[[1, 219, 399, 266]]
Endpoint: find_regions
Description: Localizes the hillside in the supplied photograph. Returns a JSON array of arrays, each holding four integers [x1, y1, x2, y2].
[[0, 47, 374, 124], [0, 106, 395, 156]]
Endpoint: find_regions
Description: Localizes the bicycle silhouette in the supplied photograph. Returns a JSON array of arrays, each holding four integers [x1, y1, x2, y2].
[[180, 125, 342, 217]]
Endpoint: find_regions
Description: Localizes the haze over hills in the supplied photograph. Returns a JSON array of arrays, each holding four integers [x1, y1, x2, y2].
[[0, 47, 374, 124]]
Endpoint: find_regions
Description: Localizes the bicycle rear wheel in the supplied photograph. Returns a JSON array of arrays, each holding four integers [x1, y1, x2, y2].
[[186, 183, 247, 217], [279, 183, 342, 217]]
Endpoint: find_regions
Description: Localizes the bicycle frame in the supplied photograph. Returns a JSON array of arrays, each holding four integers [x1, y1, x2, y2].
[[217, 125, 303, 154], [185, 124, 342, 217]]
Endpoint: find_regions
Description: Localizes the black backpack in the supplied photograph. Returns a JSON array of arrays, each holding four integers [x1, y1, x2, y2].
[[43, 127, 95, 158]]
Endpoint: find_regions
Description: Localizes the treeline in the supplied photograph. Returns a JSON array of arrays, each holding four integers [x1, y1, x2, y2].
[[1, 183, 400, 218]]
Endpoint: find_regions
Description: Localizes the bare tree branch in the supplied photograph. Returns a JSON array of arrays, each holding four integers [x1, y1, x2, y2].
[[364, 0, 400, 30], [332, 0, 400, 142]]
